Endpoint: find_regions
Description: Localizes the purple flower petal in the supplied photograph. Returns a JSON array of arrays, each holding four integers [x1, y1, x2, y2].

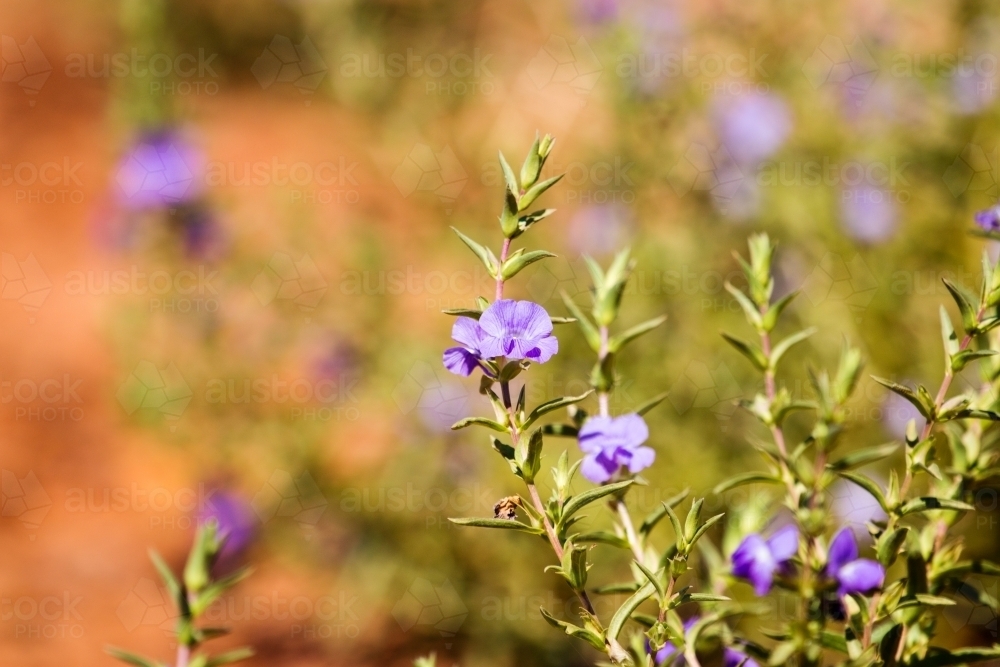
[[525, 334, 559, 363], [656, 643, 680, 666], [836, 558, 885, 596], [451, 317, 483, 349], [443, 347, 480, 376], [827, 528, 859, 575], [732, 534, 777, 595], [766, 524, 799, 562], [628, 446, 656, 473], [580, 453, 615, 483], [477, 299, 557, 363], [724, 648, 759, 667], [578, 416, 614, 453]]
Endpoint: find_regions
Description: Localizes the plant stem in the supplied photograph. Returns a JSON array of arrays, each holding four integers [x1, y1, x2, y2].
[[495, 238, 511, 301], [598, 325, 610, 417], [614, 499, 645, 564], [176, 644, 191, 667]]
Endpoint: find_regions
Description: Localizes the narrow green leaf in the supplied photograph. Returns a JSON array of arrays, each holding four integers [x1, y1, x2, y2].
[[838, 472, 889, 512], [827, 443, 899, 471], [441, 308, 482, 318], [940, 306, 961, 358], [205, 648, 255, 666], [725, 282, 763, 328], [639, 488, 689, 536], [449, 517, 544, 534], [770, 327, 817, 368], [574, 531, 630, 549], [761, 290, 799, 331], [451, 227, 498, 276], [898, 497, 975, 516], [523, 390, 594, 429], [609, 315, 667, 353], [519, 174, 564, 210], [562, 479, 634, 522], [871, 376, 932, 419], [517, 209, 555, 235], [561, 292, 601, 351], [942, 279, 978, 333], [539, 607, 606, 650], [634, 560, 665, 599], [450, 416, 507, 432], [105, 648, 168, 667], [501, 249, 557, 280], [721, 332, 768, 371], [608, 581, 655, 640], [636, 391, 669, 416], [713, 472, 781, 494]]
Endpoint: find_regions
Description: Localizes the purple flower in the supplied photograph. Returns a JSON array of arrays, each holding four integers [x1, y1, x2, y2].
[[578, 414, 654, 483], [442, 300, 558, 376], [443, 316, 486, 376], [648, 619, 758, 667], [115, 128, 203, 210], [731, 524, 799, 595], [840, 185, 897, 243], [975, 206, 1000, 232], [826, 528, 885, 596], [713, 93, 792, 166], [197, 490, 256, 568]]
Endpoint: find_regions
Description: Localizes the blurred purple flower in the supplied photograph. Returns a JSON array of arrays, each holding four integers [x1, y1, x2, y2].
[[577, 0, 618, 24], [952, 65, 998, 115], [578, 413, 654, 483], [199, 490, 256, 565], [176, 207, 226, 260], [975, 206, 1000, 232], [841, 185, 897, 243], [826, 528, 885, 596], [714, 93, 792, 165], [731, 524, 798, 595], [568, 204, 633, 256], [115, 128, 203, 210]]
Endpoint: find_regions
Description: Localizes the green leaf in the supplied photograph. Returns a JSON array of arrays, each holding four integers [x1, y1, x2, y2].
[[827, 443, 899, 471], [838, 472, 889, 512], [523, 391, 594, 429], [561, 480, 634, 523], [951, 349, 998, 372], [898, 497, 975, 516], [594, 581, 641, 595], [574, 530, 630, 549], [448, 517, 544, 534], [639, 488, 689, 536], [451, 416, 507, 432], [636, 391, 669, 416], [517, 209, 556, 236], [634, 560, 665, 599], [205, 648, 255, 666], [725, 282, 763, 328], [819, 631, 849, 654], [561, 292, 601, 351], [192, 567, 252, 615], [451, 227, 498, 277], [501, 249, 557, 280], [877, 527, 908, 567], [608, 581, 656, 640], [498, 151, 519, 200], [871, 376, 932, 419], [519, 429, 544, 483], [689, 512, 725, 547], [907, 647, 1000, 667], [539, 607, 606, 650], [520, 134, 542, 187], [762, 290, 799, 331], [713, 472, 781, 494], [609, 315, 667, 353], [148, 549, 181, 603], [441, 308, 482, 318], [519, 174, 564, 210], [105, 648, 168, 667], [721, 333, 768, 371], [940, 306, 961, 358], [770, 328, 817, 369], [943, 279, 979, 333]]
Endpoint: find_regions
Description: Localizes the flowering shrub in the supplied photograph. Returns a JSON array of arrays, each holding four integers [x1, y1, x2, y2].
[[445, 134, 1000, 667]]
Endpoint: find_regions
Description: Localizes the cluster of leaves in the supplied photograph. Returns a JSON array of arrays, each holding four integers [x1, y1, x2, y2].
[[107, 522, 253, 667]]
